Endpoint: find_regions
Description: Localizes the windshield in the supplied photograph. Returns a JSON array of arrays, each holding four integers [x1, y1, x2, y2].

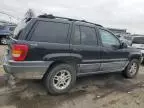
[[132, 37, 144, 44], [13, 20, 26, 39]]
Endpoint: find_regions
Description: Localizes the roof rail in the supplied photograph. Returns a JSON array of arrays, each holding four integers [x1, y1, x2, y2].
[[38, 14, 55, 19], [80, 20, 102, 27], [38, 14, 102, 27], [38, 14, 80, 21]]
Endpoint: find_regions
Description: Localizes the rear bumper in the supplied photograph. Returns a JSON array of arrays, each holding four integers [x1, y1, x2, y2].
[[3, 56, 52, 79]]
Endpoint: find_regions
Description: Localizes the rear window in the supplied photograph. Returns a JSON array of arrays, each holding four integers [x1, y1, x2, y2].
[[13, 20, 27, 39], [132, 37, 144, 44], [30, 21, 70, 44]]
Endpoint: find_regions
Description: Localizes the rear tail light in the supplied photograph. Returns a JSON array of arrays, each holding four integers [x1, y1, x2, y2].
[[12, 44, 29, 61]]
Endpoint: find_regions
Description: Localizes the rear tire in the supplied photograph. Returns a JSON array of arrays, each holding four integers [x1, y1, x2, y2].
[[44, 64, 76, 95], [123, 59, 140, 78]]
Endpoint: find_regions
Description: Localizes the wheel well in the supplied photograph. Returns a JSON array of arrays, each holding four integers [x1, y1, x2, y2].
[[42, 61, 78, 80], [129, 55, 141, 61]]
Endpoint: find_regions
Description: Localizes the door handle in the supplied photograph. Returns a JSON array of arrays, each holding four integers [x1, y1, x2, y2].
[[73, 48, 81, 51], [30, 43, 38, 47]]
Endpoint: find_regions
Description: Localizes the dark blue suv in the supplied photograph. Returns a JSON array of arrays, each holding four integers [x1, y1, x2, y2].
[[3, 15, 142, 95]]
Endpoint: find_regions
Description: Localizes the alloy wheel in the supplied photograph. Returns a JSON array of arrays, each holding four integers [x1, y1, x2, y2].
[[53, 69, 71, 90], [129, 62, 137, 76]]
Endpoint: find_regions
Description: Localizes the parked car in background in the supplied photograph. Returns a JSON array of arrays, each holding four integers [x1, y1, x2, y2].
[[3, 14, 142, 95], [131, 36, 144, 63], [0, 21, 16, 44], [119, 36, 132, 46]]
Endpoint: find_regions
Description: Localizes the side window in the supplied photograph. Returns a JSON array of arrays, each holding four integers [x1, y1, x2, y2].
[[31, 21, 69, 43], [99, 29, 120, 46], [80, 26, 97, 45], [73, 26, 81, 45]]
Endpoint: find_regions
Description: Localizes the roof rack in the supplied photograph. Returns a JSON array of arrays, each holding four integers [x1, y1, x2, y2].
[[38, 14, 80, 21], [80, 20, 102, 27], [38, 14, 102, 27]]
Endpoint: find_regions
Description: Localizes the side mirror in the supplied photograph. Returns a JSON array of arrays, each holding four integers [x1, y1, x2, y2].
[[120, 42, 128, 48]]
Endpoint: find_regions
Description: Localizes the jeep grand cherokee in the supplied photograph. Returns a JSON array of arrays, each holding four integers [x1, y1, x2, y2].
[[3, 14, 142, 94]]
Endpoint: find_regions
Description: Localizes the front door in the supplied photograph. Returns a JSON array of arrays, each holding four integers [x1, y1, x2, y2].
[[98, 28, 128, 72], [71, 24, 101, 73]]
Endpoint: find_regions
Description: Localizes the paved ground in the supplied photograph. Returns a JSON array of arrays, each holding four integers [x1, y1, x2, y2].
[[0, 45, 144, 108], [0, 45, 6, 65], [0, 45, 6, 76]]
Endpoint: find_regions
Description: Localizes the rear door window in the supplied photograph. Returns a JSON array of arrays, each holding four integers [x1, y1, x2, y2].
[[73, 25, 81, 45], [31, 21, 70, 44], [80, 26, 97, 45]]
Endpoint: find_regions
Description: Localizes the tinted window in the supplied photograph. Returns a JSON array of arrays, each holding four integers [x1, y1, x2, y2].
[[80, 26, 97, 45], [13, 20, 27, 39], [31, 21, 69, 43], [132, 37, 144, 44], [99, 29, 120, 46], [73, 26, 80, 45]]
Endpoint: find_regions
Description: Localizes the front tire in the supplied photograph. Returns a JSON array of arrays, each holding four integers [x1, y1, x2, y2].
[[123, 59, 140, 78], [44, 64, 76, 95]]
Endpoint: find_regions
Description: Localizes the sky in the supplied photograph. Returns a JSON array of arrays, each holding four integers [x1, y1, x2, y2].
[[0, 0, 144, 34]]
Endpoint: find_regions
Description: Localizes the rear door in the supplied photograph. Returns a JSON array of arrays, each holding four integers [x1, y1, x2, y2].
[[71, 24, 101, 73]]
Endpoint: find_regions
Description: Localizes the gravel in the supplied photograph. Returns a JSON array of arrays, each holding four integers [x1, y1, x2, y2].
[[0, 45, 144, 108]]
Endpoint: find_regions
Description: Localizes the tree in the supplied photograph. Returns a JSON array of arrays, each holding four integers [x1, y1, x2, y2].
[[24, 9, 35, 19]]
